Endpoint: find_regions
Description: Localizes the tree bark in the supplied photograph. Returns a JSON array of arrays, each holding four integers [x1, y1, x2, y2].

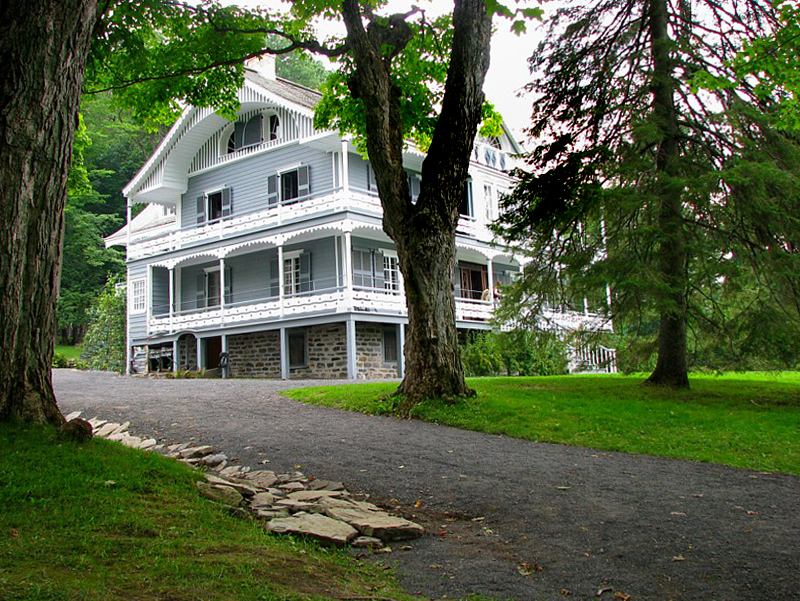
[[644, 0, 690, 388], [342, 0, 491, 412], [0, 0, 100, 423]]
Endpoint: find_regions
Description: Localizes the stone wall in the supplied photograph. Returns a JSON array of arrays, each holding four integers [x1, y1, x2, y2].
[[290, 323, 348, 379], [228, 331, 281, 378], [356, 323, 399, 379], [177, 336, 198, 371]]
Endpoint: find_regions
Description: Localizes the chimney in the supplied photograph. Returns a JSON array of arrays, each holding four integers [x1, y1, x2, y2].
[[246, 54, 276, 80]]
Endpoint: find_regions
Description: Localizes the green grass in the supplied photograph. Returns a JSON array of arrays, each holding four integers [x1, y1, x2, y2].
[[0, 424, 414, 601], [54, 345, 82, 360], [284, 372, 800, 476]]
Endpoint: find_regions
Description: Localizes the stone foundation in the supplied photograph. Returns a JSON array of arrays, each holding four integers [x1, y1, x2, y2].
[[290, 323, 348, 379], [228, 331, 281, 378], [356, 323, 399, 379], [178, 336, 198, 371]]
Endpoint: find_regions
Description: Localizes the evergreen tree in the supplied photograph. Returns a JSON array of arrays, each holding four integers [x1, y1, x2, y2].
[[496, 0, 797, 385]]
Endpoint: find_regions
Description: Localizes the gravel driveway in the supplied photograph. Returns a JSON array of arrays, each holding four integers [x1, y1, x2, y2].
[[53, 369, 800, 601]]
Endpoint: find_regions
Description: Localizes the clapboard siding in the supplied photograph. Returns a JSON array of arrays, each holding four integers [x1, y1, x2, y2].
[[284, 237, 338, 290], [127, 264, 149, 342], [181, 144, 335, 228], [349, 153, 371, 191], [228, 249, 273, 303], [151, 267, 170, 316]]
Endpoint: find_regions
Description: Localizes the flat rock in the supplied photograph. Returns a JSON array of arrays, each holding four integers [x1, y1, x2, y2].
[[253, 507, 290, 520], [323, 506, 425, 541], [94, 422, 119, 438], [196, 482, 243, 507], [180, 445, 214, 459], [240, 470, 279, 489], [352, 536, 384, 548], [286, 490, 344, 503], [109, 422, 130, 436], [278, 481, 306, 492], [276, 471, 308, 484], [138, 438, 158, 450], [308, 479, 346, 491], [316, 496, 382, 513], [204, 474, 258, 497], [199, 453, 228, 467], [268, 513, 358, 545], [250, 492, 276, 508], [276, 498, 317, 512], [64, 411, 82, 421]]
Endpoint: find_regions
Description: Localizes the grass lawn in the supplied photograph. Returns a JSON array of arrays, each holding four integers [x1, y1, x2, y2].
[[54, 345, 82, 360], [0, 424, 413, 601], [285, 372, 800, 476]]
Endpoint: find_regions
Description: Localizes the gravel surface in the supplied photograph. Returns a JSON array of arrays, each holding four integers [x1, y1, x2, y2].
[[54, 369, 800, 601]]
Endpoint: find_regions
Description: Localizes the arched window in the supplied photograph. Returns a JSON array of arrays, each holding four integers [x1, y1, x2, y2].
[[225, 114, 263, 154]]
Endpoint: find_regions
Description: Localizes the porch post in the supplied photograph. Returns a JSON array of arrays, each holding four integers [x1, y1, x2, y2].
[[341, 139, 350, 196], [197, 336, 204, 371], [487, 259, 495, 303], [343, 230, 353, 310], [219, 256, 226, 324], [168, 266, 175, 333], [398, 322, 405, 378], [346, 317, 357, 379], [125, 203, 132, 375], [278, 245, 285, 318], [172, 338, 179, 373], [280, 327, 289, 380], [221, 334, 228, 379]]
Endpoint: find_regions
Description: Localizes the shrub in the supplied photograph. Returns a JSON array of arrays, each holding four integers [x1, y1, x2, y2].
[[461, 329, 569, 377], [81, 276, 126, 373]]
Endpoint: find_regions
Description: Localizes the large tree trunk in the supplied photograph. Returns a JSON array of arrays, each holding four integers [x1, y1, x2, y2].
[[342, 0, 491, 413], [0, 0, 100, 423], [644, 0, 690, 388]]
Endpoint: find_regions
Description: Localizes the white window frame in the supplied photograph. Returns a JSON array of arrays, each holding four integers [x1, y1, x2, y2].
[[130, 278, 147, 314], [382, 251, 400, 293], [283, 249, 303, 296]]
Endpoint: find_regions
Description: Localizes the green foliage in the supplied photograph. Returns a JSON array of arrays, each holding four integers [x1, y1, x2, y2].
[[81, 277, 127, 373], [285, 373, 800, 475], [460, 330, 569, 377], [276, 49, 330, 89]]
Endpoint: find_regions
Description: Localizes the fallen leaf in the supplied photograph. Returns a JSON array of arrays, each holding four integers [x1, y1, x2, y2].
[[414, 501, 422, 508], [614, 593, 631, 601], [10, 529, 19, 538], [517, 563, 544, 576], [670, 512, 687, 517], [672, 555, 686, 562], [596, 586, 613, 597], [428, 564, 444, 570], [561, 588, 572, 596]]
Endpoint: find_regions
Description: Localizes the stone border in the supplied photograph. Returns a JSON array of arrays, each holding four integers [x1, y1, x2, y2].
[[63, 413, 424, 548]]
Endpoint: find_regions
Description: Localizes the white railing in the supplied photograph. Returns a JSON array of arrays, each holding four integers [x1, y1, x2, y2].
[[568, 345, 618, 374], [127, 188, 383, 261]]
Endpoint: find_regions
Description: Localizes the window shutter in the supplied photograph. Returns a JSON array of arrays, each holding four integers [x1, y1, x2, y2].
[[233, 121, 246, 151], [224, 266, 233, 304], [373, 250, 385, 289], [268, 114, 280, 141], [267, 174, 278, 206], [221, 188, 232, 218], [196, 272, 206, 308], [196, 195, 206, 225], [299, 252, 312, 293], [297, 165, 310, 198], [243, 114, 262, 147], [367, 164, 377, 192], [269, 255, 279, 297], [407, 173, 420, 204]]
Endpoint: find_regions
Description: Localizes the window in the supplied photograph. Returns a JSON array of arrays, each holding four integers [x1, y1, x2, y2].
[[267, 165, 310, 206], [383, 254, 400, 293], [283, 251, 312, 295], [382, 327, 398, 363], [196, 188, 232, 224], [268, 114, 280, 141], [484, 184, 495, 222], [130, 279, 146, 314], [459, 178, 473, 218], [459, 263, 488, 300], [206, 269, 221, 307], [407, 172, 421, 204], [226, 114, 263, 154], [288, 330, 307, 367]]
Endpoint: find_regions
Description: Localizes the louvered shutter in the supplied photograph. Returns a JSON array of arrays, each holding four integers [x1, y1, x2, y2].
[[299, 252, 312, 293], [196, 272, 206, 308], [224, 266, 233, 304], [367, 164, 378, 192], [407, 174, 420, 204], [373, 250, 385, 289], [196, 195, 206, 224], [233, 121, 246, 151], [243, 115, 262, 147], [269, 255, 279, 297], [297, 165, 310, 199], [221, 188, 232, 218], [267, 174, 278, 206]]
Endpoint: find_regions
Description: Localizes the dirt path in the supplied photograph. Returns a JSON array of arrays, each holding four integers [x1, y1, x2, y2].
[[53, 369, 800, 601]]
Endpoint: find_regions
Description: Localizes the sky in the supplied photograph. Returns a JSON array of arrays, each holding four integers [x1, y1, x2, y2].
[[227, 0, 548, 145]]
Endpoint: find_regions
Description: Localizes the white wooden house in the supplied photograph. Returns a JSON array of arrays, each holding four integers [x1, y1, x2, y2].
[[107, 58, 612, 378]]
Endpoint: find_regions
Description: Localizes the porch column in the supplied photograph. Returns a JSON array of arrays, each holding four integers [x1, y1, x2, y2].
[[197, 336, 204, 371], [341, 139, 350, 196], [168, 266, 175, 333], [343, 231, 353, 309], [125, 203, 132, 374], [278, 245, 285, 318], [219, 257, 226, 324], [398, 322, 405, 378], [172, 338, 179, 373], [280, 327, 289, 380], [221, 334, 228, 379], [487, 260, 495, 303], [346, 317, 357, 379]]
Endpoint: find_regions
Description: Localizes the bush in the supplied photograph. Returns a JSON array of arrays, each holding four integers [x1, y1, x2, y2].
[[461, 329, 569, 377], [81, 276, 126, 373]]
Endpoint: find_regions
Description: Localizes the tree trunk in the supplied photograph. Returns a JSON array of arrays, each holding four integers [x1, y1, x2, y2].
[[644, 0, 690, 388], [342, 0, 491, 412], [0, 0, 100, 424]]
